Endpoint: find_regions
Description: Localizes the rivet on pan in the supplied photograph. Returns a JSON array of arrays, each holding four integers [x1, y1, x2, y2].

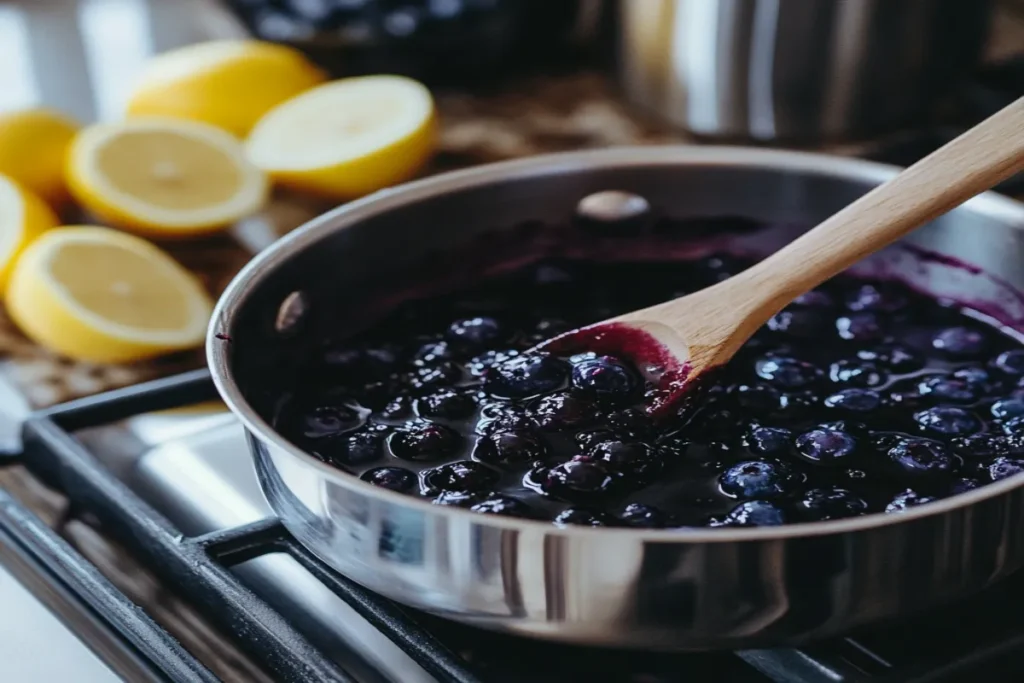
[[576, 190, 652, 224], [275, 290, 309, 337]]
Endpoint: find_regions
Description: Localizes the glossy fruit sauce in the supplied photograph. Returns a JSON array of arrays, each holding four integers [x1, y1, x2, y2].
[[269, 225, 1024, 529]]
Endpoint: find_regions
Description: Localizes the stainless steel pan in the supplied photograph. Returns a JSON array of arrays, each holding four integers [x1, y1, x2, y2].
[[208, 147, 1024, 650]]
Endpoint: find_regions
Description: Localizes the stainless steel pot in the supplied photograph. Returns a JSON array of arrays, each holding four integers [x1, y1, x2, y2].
[[208, 147, 1024, 650], [615, 0, 993, 142]]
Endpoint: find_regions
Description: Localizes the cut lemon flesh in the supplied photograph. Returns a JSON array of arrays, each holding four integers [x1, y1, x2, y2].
[[0, 108, 79, 207], [5, 226, 213, 363], [66, 118, 268, 236], [126, 40, 326, 137], [246, 75, 437, 199], [0, 174, 59, 293]]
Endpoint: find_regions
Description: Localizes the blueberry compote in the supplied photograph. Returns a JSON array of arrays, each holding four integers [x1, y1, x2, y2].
[[273, 256, 1024, 529]]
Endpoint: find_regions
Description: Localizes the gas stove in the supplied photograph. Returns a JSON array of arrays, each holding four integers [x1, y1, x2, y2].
[[2, 370, 1024, 682]]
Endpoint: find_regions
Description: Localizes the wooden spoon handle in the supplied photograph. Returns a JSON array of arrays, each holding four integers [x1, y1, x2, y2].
[[736, 96, 1024, 314]]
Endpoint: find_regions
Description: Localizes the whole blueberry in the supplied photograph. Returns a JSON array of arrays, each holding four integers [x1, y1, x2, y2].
[[728, 384, 781, 413], [914, 407, 981, 437], [570, 355, 639, 402], [745, 425, 793, 456], [485, 353, 569, 399], [950, 477, 982, 495], [987, 457, 1024, 482], [415, 390, 476, 420], [932, 327, 988, 357], [719, 460, 802, 499], [475, 404, 539, 435], [431, 491, 482, 507], [991, 398, 1024, 421], [606, 407, 656, 440], [754, 357, 821, 390], [361, 466, 416, 492], [332, 428, 387, 466], [414, 340, 454, 364], [823, 388, 882, 413], [858, 345, 923, 372], [886, 489, 938, 512], [294, 404, 364, 440], [713, 500, 787, 527], [422, 461, 499, 494], [767, 309, 827, 338], [470, 495, 533, 517], [446, 317, 506, 349], [474, 430, 546, 465], [954, 366, 994, 389], [408, 362, 462, 393], [796, 488, 869, 521], [887, 438, 960, 478], [817, 420, 870, 437], [533, 392, 600, 430], [321, 346, 400, 382], [836, 313, 884, 342], [543, 460, 618, 501], [845, 282, 908, 313], [918, 375, 978, 404], [994, 350, 1024, 376], [795, 428, 858, 465], [618, 503, 669, 528], [467, 349, 519, 378], [829, 360, 887, 388], [1001, 416, 1024, 437], [554, 509, 612, 527], [951, 433, 1013, 459], [585, 440, 661, 482], [389, 420, 461, 461]]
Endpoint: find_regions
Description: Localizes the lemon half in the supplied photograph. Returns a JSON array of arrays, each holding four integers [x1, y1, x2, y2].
[[0, 174, 59, 293], [5, 226, 213, 363], [246, 75, 437, 200], [126, 40, 326, 137], [0, 108, 79, 207], [66, 118, 269, 237]]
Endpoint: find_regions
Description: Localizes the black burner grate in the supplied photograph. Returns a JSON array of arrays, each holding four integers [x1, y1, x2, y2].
[[5, 369, 1024, 682]]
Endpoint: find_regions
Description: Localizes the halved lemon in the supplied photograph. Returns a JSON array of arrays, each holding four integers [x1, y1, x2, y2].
[[5, 226, 213, 363], [246, 75, 437, 200], [126, 40, 327, 137], [0, 108, 79, 208], [66, 118, 269, 237], [0, 174, 59, 293]]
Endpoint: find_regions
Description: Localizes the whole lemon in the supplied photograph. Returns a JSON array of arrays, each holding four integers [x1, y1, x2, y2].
[[125, 40, 327, 138], [0, 108, 79, 207]]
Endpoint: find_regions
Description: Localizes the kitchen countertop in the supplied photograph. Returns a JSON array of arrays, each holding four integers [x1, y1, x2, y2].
[[0, 0, 1021, 681]]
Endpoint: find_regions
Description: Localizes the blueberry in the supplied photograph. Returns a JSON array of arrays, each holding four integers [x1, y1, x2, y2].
[[467, 349, 519, 378], [554, 509, 612, 527], [415, 390, 476, 420], [543, 460, 618, 501], [795, 428, 858, 465], [431, 491, 482, 507], [845, 282, 908, 313], [992, 398, 1024, 421], [950, 477, 982, 495], [570, 355, 639, 402], [767, 309, 827, 338], [533, 392, 600, 430], [754, 357, 821, 390], [414, 340, 454, 364], [914, 407, 981, 437], [475, 405, 540, 435], [407, 362, 462, 394], [293, 404, 364, 440], [817, 420, 870, 437], [796, 488, 869, 521], [1001, 416, 1024, 436], [932, 327, 988, 357], [823, 388, 882, 413], [712, 500, 787, 527], [446, 317, 506, 349], [606, 407, 656, 439], [485, 353, 569, 398], [994, 350, 1024, 376], [745, 425, 793, 456], [858, 345, 923, 372], [836, 313, 884, 342], [886, 489, 938, 512], [887, 438, 960, 478], [829, 360, 887, 387], [728, 383, 782, 413], [987, 457, 1024, 482], [422, 461, 499, 494], [389, 420, 461, 461], [953, 366, 994, 389], [792, 290, 836, 308], [470, 495, 532, 517], [474, 430, 545, 465], [361, 466, 416, 492], [618, 503, 669, 528], [321, 346, 399, 382], [585, 440, 661, 482], [873, 431, 912, 453], [719, 460, 802, 499], [918, 375, 978, 404], [951, 433, 1013, 459], [331, 428, 387, 466]]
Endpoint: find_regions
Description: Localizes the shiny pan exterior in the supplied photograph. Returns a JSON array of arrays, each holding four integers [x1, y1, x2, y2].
[[208, 147, 1024, 649]]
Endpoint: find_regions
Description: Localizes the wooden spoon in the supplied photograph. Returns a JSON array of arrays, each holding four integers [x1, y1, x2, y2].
[[541, 96, 1024, 416]]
